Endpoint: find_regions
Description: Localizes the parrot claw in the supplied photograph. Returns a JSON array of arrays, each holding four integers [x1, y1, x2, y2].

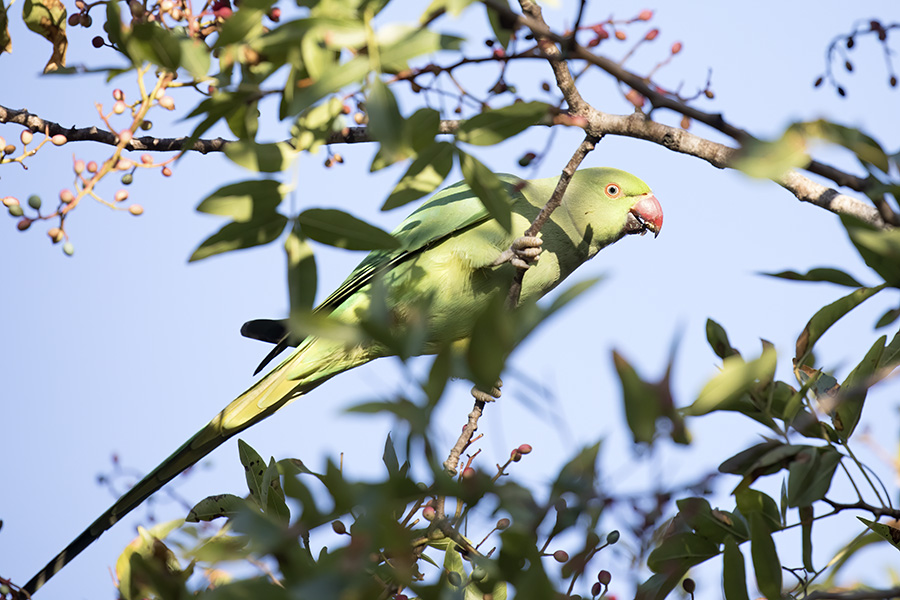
[[471, 379, 503, 403], [493, 235, 543, 269]]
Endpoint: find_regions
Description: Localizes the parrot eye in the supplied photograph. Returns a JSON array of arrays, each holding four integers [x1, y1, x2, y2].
[[605, 183, 621, 198]]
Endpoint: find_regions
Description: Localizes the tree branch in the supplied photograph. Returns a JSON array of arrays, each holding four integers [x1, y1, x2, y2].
[[804, 587, 900, 600]]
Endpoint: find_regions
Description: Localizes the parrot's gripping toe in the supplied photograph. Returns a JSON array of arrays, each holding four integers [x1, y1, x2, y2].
[[493, 236, 543, 269]]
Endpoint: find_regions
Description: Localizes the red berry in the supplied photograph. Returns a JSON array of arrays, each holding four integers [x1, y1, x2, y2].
[[625, 89, 645, 108], [87, 161, 98, 173], [638, 9, 653, 20], [92, 36, 104, 48], [615, 30, 626, 40], [17, 218, 32, 231], [517, 444, 532, 455], [598, 570, 611, 585], [671, 41, 683, 54], [462, 467, 476, 479], [645, 28, 659, 41], [128, 204, 144, 215], [552, 550, 568, 563]]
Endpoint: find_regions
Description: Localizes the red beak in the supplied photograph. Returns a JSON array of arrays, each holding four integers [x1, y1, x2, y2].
[[630, 194, 663, 238]]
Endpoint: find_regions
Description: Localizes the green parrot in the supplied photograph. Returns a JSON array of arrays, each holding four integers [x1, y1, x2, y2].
[[23, 166, 662, 594]]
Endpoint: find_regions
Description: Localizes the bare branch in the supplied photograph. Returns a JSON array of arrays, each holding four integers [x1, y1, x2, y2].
[[805, 587, 900, 600], [0, 104, 231, 154]]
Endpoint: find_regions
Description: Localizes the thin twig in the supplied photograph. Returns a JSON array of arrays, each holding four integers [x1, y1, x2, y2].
[[504, 133, 600, 308]]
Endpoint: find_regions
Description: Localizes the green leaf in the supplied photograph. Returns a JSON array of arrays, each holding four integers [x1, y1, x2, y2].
[[800, 120, 890, 173], [382, 142, 454, 210], [733, 129, 808, 179], [186, 494, 251, 522], [224, 141, 296, 172], [735, 488, 782, 533], [261, 457, 290, 524], [551, 442, 601, 503], [749, 512, 782, 600], [857, 517, 900, 551], [686, 348, 777, 416], [0, 0, 12, 55], [186, 532, 251, 562], [795, 284, 886, 360], [879, 330, 900, 370], [722, 537, 751, 600], [706, 318, 740, 359], [875, 307, 900, 328], [377, 24, 463, 72], [214, 2, 268, 48], [800, 505, 814, 572], [239, 439, 267, 501], [126, 22, 185, 72], [292, 96, 345, 153], [297, 208, 400, 250], [485, 0, 513, 47], [636, 572, 684, 600], [178, 36, 210, 79], [787, 447, 841, 507], [613, 350, 660, 444], [457, 101, 549, 146], [764, 267, 864, 288], [466, 292, 513, 390], [366, 78, 406, 163], [382, 433, 400, 477], [186, 90, 259, 149], [285, 223, 317, 313], [834, 335, 885, 440], [283, 54, 369, 117], [676, 497, 748, 544], [719, 440, 784, 476], [404, 107, 442, 153], [116, 522, 185, 600], [843, 217, 900, 287], [458, 149, 512, 232], [420, 0, 473, 21], [646, 531, 720, 573], [282, 27, 461, 117], [196, 180, 283, 222], [22, 0, 66, 72], [190, 213, 288, 261]]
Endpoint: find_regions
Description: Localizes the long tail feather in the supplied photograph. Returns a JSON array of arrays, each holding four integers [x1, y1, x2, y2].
[[23, 350, 316, 595]]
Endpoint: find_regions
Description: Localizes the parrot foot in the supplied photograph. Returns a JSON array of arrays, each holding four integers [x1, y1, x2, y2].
[[492, 236, 543, 270], [471, 379, 503, 403]]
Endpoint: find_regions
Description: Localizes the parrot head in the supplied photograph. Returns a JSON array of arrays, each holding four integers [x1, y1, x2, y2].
[[565, 167, 663, 245], [599, 168, 662, 238]]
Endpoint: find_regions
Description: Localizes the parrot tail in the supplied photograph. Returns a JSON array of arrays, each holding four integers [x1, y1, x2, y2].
[[23, 346, 320, 596]]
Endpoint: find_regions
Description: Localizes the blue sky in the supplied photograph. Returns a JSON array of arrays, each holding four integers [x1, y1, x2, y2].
[[3, 1, 900, 598]]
